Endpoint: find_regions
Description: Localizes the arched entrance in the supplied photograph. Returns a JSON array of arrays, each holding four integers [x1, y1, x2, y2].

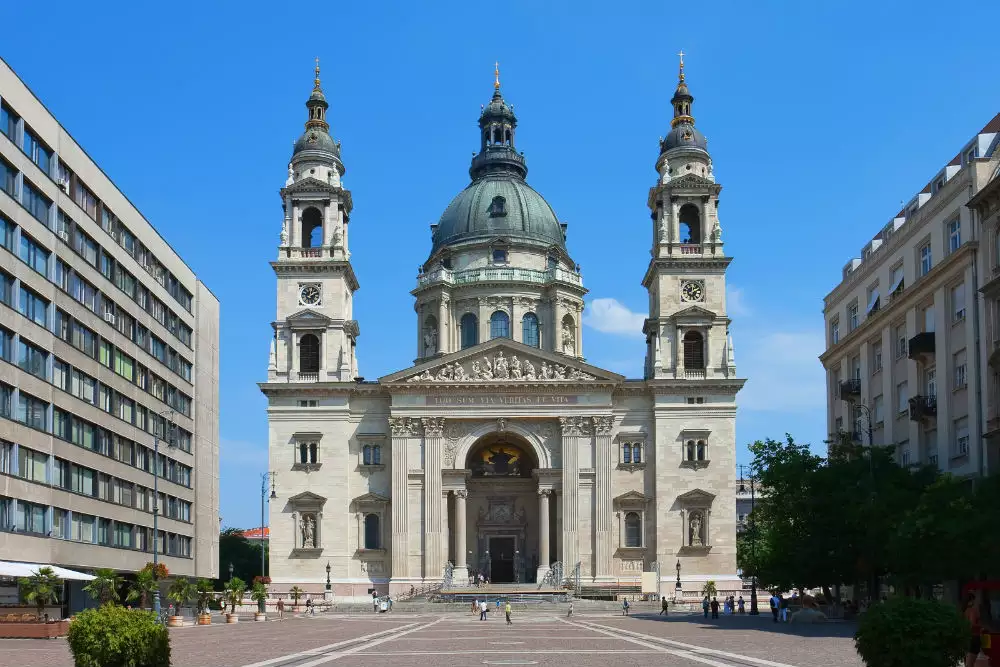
[[461, 432, 539, 583]]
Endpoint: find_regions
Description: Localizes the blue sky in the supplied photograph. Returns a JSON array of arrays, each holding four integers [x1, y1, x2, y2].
[[5, 1, 999, 528]]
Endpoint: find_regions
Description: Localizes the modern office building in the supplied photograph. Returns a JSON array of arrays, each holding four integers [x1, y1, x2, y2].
[[0, 57, 220, 599], [820, 113, 1000, 477]]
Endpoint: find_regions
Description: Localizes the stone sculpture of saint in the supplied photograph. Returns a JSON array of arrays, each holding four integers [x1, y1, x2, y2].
[[423, 328, 438, 357], [481, 356, 494, 379], [510, 355, 522, 379], [524, 359, 536, 380], [689, 514, 703, 546], [472, 361, 483, 379], [561, 321, 575, 355], [453, 364, 467, 381], [539, 362, 551, 380], [301, 515, 315, 548], [494, 351, 509, 379], [286, 163, 294, 186]]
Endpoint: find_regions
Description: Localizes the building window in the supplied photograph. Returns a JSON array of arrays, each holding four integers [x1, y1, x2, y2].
[[952, 283, 966, 322], [622, 443, 631, 464], [0, 158, 15, 199], [954, 350, 967, 389], [0, 102, 18, 140], [16, 501, 47, 535], [17, 339, 48, 380], [299, 334, 320, 374], [362, 444, 381, 465], [297, 400, 318, 407], [873, 395, 884, 424], [631, 443, 642, 463], [683, 331, 704, 369], [896, 382, 908, 415], [521, 313, 540, 347], [889, 264, 904, 298], [490, 310, 510, 339], [22, 180, 51, 223], [848, 302, 859, 331], [919, 244, 932, 277], [923, 305, 935, 333], [364, 513, 381, 549], [23, 128, 52, 175], [872, 342, 883, 373], [492, 248, 507, 264], [954, 417, 969, 457], [18, 447, 48, 483], [18, 234, 49, 276], [866, 285, 880, 316], [925, 368, 937, 398], [948, 219, 961, 253], [0, 215, 13, 252], [460, 313, 478, 349], [830, 320, 840, 345], [298, 442, 318, 465], [489, 196, 507, 217], [624, 512, 642, 548], [686, 440, 695, 461], [894, 325, 907, 358]]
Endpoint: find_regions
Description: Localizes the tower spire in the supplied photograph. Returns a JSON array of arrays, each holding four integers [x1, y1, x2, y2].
[[314, 57, 321, 90], [494, 61, 501, 90], [677, 50, 685, 83]]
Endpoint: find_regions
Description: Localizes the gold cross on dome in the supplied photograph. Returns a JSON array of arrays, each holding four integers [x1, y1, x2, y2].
[[494, 61, 501, 90], [677, 50, 686, 81], [314, 57, 321, 87]]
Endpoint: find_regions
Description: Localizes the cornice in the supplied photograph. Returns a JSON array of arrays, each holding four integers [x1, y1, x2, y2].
[[645, 378, 745, 394], [271, 260, 359, 291], [258, 381, 389, 398], [641, 256, 732, 287]]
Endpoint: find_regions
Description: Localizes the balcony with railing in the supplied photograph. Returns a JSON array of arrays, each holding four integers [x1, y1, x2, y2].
[[839, 379, 861, 400], [416, 265, 583, 289], [295, 372, 319, 382], [908, 395, 937, 422], [908, 332, 936, 363]]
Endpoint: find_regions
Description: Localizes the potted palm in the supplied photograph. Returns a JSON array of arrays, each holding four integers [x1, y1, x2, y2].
[[289, 586, 304, 611], [195, 579, 214, 625], [166, 577, 194, 627], [250, 582, 268, 622], [19, 567, 62, 620], [126, 568, 158, 610], [224, 577, 246, 624], [83, 568, 122, 606]]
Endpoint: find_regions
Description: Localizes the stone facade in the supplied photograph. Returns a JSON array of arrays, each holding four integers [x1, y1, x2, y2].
[[262, 61, 745, 599]]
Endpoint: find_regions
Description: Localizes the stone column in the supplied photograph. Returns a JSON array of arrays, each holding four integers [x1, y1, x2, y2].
[[422, 417, 445, 579], [511, 297, 523, 343], [593, 416, 615, 579], [437, 297, 449, 355], [478, 298, 489, 344], [453, 490, 469, 583], [559, 417, 588, 573], [537, 489, 551, 581], [552, 299, 565, 352], [389, 417, 416, 579]]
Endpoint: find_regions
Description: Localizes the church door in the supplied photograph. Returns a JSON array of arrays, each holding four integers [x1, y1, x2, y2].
[[489, 536, 516, 583]]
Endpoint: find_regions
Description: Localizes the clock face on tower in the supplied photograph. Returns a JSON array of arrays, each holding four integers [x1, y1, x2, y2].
[[681, 280, 705, 302], [299, 283, 322, 307]]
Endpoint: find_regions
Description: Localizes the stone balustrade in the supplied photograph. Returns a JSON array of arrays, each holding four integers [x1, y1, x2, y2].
[[416, 265, 583, 289]]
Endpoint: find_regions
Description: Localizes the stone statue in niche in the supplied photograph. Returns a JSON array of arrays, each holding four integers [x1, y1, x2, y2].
[[301, 514, 316, 548], [561, 322, 575, 355], [331, 223, 343, 247], [689, 513, 703, 547], [423, 327, 438, 357]]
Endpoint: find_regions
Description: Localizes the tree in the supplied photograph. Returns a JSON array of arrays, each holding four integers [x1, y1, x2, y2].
[[700, 581, 717, 598], [167, 577, 195, 615], [126, 568, 158, 610], [19, 567, 62, 619], [218, 528, 267, 587], [224, 577, 246, 614], [195, 579, 215, 615], [84, 568, 122, 606], [289, 586, 304, 606]]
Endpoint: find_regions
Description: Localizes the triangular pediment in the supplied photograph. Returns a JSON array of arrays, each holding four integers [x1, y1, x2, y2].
[[351, 492, 390, 505], [614, 490, 650, 505], [677, 488, 716, 506], [379, 338, 624, 385], [281, 176, 341, 194], [666, 173, 721, 191], [672, 305, 717, 322], [288, 491, 327, 507], [285, 309, 333, 327]]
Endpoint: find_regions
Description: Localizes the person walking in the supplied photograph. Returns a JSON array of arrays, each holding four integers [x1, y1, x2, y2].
[[567, 602, 574, 618], [737, 596, 745, 614], [496, 598, 502, 614], [659, 598, 669, 616], [780, 595, 789, 622], [479, 599, 488, 621], [769, 592, 781, 623], [622, 598, 630, 616], [276, 598, 285, 620], [702, 596, 710, 618], [505, 600, 512, 626], [472, 598, 479, 615], [710, 597, 720, 619]]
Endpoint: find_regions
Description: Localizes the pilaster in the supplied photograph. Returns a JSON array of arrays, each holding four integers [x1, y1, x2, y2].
[[390, 417, 420, 578], [422, 417, 445, 579], [559, 416, 590, 572], [593, 416, 614, 578]]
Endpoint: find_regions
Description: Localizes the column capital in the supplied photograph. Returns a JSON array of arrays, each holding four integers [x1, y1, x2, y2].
[[389, 417, 423, 437], [422, 417, 445, 437], [592, 415, 615, 434], [559, 416, 592, 436], [454, 489, 468, 499], [538, 488, 552, 497]]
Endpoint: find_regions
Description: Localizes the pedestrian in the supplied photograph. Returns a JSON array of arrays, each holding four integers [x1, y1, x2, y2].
[[659, 598, 669, 616], [472, 598, 479, 615], [373, 592, 379, 613], [737, 596, 745, 614], [723, 597, 731, 615], [769, 592, 780, 623], [479, 599, 488, 621], [702, 595, 710, 618], [567, 602, 574, 618], [622, 598, 630, 616], [780, 595, 789, 622], [710, 597, 720, 619], [387, 596, 393, 612], [964, 592, 984, 667], [496, 598, 502, 614], [277, 598, 285, 619], [505, 600, 512, 626]]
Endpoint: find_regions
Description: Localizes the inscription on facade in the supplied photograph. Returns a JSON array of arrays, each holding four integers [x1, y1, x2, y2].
[[428, 394, 580, 406]]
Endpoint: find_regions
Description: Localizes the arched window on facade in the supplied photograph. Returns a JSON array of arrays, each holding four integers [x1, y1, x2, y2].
[[683, 331, 704, 369], [490, 311, 510, 339], [678, 203, 701, 244], [522, 313, 540, 347], [622, 443, 632, 464], [364, 514, 380, 549], [624, 512, 642, 548], [300, 334, 320, 374], [697, 440, 706, 461], [686, 440, 696, 461], [301, 207, 323, 248], [632, 443, 642, 464], [363, 444, 381, 465], [299, 442, 317, 464], [460, 314, 478, 349]]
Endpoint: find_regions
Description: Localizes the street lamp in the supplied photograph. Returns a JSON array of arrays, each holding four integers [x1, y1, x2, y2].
[[738, 465, 759, 615], [485, 550, 491, 583], [325, 562, 331, 591], [675, 559, 681, 589], [261, 472, 276, 579], [228, 562, 234, 583], [514, 550, 520, 584], [151, 410, 175, 623]]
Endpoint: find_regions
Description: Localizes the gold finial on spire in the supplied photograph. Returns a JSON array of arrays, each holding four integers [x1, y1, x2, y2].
[[314, 57, 321, 89], [494, 61, 501, 90], [677, 50, 685, 83]]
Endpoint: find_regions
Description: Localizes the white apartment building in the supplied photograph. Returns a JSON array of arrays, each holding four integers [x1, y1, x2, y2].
[[820, 113, 1000, 477], [0, 57, 220, 607]]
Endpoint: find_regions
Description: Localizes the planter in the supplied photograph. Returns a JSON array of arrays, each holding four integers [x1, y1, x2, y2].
[[167, 615, 184, 627], [197, 613, 212, 626], [0, 620, 70, 639], [254, 612, 266, 622], [225, 613, 239, 624]]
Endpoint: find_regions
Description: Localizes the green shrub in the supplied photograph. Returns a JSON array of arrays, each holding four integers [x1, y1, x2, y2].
[[67, 605, 170, 667], [854, 597, 968, 667]]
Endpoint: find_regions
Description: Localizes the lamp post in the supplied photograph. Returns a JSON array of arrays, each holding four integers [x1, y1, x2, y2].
[[675, 559, 681, 589], [228, 562, 234, 584], [261, 472, 276, 579], [485, 550, 491, 583], [151, 410, 175, 623], [325, 562, 331, 592], [514, 550, 520, 585], [738, 465, 760, 615]]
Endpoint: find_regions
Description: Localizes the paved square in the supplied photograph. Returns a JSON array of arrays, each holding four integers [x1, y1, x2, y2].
[[0, 611, 864, 667]]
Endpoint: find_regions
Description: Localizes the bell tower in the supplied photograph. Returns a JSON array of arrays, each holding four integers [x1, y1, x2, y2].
[[642, 53, 736, 381], [269, 60, 360, 383]]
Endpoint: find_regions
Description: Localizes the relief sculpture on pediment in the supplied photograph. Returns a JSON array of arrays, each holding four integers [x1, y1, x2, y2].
[[405, 350, 596, 383]]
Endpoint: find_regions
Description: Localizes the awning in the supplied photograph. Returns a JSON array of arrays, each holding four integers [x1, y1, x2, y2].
[[0, 561, 96, 581]]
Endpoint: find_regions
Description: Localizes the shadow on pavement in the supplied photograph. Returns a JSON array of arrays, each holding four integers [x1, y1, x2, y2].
[[624, 611, 858, 639]]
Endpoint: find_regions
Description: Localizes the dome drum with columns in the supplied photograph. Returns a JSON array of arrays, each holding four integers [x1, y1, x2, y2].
[[261, 58, 745, 601]]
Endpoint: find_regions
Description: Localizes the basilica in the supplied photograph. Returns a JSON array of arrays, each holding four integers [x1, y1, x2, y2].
[[261, 59, 745, 598]]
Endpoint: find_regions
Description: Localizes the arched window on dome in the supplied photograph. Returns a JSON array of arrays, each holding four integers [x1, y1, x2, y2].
[[504, 128, 512, 146], [489, 196, 507, 217], [490, 311, 510, 339], [683, 331, 704, 370], [299, 334, 320, 375], [460, 314, 478, 350], [521, 313, 540, 348], [301, 207, 323, 248], [679, 204, 701, 244]]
